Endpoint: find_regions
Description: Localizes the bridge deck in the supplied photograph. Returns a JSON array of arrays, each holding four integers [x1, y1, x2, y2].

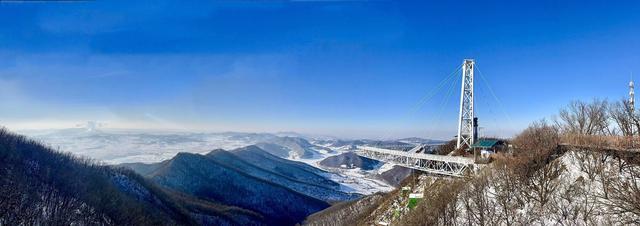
[[357, 146, 475, 164], [355, 146, 476, 177]]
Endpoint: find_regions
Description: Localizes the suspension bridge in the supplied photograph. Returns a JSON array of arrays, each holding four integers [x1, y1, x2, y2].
[[354, 59, 484, 177], [355, 60, 640, 177]]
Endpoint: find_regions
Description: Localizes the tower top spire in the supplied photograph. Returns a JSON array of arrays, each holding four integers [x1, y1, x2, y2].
[[630, 73, 635, 112]]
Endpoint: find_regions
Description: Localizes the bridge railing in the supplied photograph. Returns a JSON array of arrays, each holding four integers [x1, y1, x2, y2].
[[560, 134, 640, 150], [355, 146, 476, 177], [367, 144, 416, 151], [357, 146, 475, 165]]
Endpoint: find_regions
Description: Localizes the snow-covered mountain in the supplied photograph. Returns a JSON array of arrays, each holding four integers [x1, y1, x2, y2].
[[311, 138, 441, 151], [314, 152, 412, 189], [121, 146, 360, 204], [22, 128, 437, 196], [319, 152, 381, 170], [396, 137, 446, 145], [128, 151, 331, 225], [256, 136, 333, 159]]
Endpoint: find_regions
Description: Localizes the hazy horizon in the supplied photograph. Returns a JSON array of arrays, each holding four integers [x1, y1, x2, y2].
[[13, 121, 471, 141]]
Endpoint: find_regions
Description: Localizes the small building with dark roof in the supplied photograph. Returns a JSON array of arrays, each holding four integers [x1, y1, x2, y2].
[[471, 139, 507, 163]]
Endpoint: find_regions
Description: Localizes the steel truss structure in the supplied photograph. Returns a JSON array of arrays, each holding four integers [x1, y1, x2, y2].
[[457, 59, 475, 149], [356, 146, 475, 177], [354, 59, 480, 177]]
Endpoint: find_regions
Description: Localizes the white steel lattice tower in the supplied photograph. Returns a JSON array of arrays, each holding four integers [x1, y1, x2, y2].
[[630, 78, 635, 112], [457, 59, 475, 149]]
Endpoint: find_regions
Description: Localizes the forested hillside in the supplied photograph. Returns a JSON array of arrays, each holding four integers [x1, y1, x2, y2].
[[0, 128, 267, 225], [136, 151, 333, 225]]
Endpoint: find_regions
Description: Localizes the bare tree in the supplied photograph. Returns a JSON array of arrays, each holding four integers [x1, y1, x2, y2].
[[557, 99, 611, 135], [602, 159, 640, 224], [460, 171, 499, 226], [512, 120, 559, 156], [609, 99, 636, 136], [435, 139, 457, 155], [524, 159, 565, 209], [489, 155, 526, 226]]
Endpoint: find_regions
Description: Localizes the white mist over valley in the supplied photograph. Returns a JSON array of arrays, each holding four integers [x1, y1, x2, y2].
[[20, 123, 437, 195]]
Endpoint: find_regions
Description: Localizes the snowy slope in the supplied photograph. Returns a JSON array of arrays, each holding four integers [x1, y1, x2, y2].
[[290, 142, 397, 195], [147, 152, 330, 225]]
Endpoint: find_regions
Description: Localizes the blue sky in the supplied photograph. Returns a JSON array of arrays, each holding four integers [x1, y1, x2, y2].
[[0, 1, 639, 139]]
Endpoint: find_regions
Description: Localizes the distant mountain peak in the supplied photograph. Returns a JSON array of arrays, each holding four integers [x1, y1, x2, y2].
[[206, 148, 227, 155], [238, 144, 265, 152], [75, 121, 106, 133]]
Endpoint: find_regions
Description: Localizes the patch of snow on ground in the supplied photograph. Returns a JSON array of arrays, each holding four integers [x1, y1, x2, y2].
[[288, 145, 395, 195], [378, 162, 396, 173], [328, 168, 395, 194]]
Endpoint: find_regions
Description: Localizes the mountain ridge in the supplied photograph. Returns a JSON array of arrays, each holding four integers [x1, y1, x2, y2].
[[147, 151, 330, 225]]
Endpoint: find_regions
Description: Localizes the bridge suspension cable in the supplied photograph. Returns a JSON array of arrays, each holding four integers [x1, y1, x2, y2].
[[425, 67, 461, 141], [475, 65, 515, 132], [360, 60, 482, 177], [375, 64, 462, 143]]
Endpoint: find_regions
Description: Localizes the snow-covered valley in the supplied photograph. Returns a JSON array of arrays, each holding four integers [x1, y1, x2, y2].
[[20, 127, 402, 195], [290, 145, 396, 194]]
